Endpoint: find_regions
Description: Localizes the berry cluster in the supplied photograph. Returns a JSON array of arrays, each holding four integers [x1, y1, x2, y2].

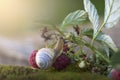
[[52, 54, 70, 70], [111, 69, 120, 80], [29, 50, 39, 68], [52, 44, 71, 70], [63, 44, 69, 53]]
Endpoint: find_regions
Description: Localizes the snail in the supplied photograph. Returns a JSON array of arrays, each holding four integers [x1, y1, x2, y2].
[[29, 37, 64, 69]]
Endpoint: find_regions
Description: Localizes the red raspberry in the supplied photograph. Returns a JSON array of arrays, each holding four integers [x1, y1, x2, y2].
[[63, 44, 69, 53], [29, 50, 39, 68], [111, 69, 120, 80], [52, 54, 70, 70]]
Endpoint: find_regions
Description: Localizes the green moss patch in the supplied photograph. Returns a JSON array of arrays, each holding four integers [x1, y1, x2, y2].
[[0, 65, 111, 80]]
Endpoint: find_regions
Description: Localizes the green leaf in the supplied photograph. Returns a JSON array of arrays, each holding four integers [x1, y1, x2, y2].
[[83, 0, 99, 37], [103, 44, 110, 58], [111, 50, 120, 68], [82, 28, 93, 38], [96, 34, 118, 52], [61, 10, 87, 30], [82, 28, 118, 53], [82, 28, 112, 58], [104, 0, 120, 28]]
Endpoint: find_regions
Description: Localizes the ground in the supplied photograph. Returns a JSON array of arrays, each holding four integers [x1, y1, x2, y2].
[[0, 65, 111, 80]]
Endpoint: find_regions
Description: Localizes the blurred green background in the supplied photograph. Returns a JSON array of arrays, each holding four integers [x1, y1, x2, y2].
[[0, 0, 104, 37]]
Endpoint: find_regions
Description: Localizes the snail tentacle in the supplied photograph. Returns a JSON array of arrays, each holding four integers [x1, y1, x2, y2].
[[54, 37, 64, 59]]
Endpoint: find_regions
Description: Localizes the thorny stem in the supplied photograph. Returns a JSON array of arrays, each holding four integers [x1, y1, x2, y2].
[[52, 25, 65, 37], [54, 25, 110, 64], [79, 29, 83, 54], [91, 0, 114, 46], [91, 22, 105, 46]]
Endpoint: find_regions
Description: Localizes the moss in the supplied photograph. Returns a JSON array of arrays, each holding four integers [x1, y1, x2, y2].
[[0, 65, 111, 80]]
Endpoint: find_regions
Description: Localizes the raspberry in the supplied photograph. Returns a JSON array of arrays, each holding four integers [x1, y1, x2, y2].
[[63, 44, 69, 53], [111, 69, 120, 80], [29, 50, 39, 68], [52, 54, 70, 70]]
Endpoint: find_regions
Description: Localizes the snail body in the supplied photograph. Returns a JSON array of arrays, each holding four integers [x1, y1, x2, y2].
[[29, 37, 64, 69]]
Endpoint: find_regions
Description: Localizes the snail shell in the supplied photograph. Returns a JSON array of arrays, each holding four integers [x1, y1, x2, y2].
[[35, 37, 64, 69], [36, 48, 55, 69]]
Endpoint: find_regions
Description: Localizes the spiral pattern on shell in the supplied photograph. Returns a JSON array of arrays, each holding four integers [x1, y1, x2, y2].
[[36, 48, 55, 69]]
